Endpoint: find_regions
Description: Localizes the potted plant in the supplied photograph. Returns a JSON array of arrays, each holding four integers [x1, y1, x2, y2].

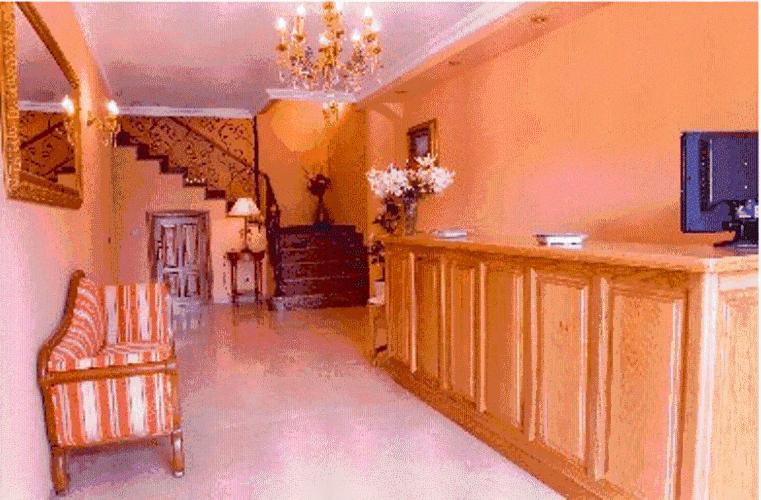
[[366, 154, 454, 235]]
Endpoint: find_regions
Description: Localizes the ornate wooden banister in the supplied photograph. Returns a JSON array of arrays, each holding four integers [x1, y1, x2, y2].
[[166, 116, 251, 168]]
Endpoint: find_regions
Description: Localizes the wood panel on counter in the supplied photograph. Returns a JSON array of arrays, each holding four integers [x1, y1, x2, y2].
[[382, 235, 758, 499]]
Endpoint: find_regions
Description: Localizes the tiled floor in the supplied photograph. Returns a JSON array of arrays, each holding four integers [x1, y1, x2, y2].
[[61, 305, 561, 500]]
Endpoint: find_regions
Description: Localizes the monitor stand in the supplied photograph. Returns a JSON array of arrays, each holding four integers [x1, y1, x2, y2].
[[715, 219, 759, 248]]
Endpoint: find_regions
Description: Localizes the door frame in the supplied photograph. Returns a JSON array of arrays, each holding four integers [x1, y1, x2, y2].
[[147, 209, 212, 305]]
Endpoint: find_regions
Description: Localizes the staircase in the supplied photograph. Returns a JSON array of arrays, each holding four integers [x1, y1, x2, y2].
[[116, 116, 370, 311], [269, 225, 369, 311]]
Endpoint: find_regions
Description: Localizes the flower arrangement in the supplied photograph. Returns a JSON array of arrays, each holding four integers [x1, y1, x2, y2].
[[303, 167, 332, 226], [366, 153, 454, 235], [306, 172, 331, 197]]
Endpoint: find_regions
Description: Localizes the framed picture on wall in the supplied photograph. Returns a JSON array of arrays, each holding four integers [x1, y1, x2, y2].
[[407, 119, 438, 163]]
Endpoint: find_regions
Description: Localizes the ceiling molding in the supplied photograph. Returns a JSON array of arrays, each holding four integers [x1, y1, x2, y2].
[[119, 105, 253, 119], [357, 2, 523, 102], [19, 101, 63, 113], [265, 89, 358, 104]]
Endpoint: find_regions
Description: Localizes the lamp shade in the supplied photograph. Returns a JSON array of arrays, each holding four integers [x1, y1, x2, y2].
[[228, 197, 260, 217]]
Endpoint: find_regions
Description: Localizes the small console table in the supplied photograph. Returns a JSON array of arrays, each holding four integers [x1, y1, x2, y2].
[[225, 249, 265, 306]]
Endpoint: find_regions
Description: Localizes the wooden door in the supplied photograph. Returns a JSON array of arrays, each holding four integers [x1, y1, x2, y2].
[[150, 211, 210, 309]]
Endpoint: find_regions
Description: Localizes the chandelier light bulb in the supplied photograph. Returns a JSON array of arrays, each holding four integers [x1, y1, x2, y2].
[[275, 17, 287, 32], [319, 33, 330, 46], [106, 99, 120, 116], [363, 6, 373, 20], [296, 4, 306, 17], [351, 30, 361, 42], [370, 20, 380, 32]]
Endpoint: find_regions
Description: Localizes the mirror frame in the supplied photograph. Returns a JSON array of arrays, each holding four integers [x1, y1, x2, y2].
[[1, 2, 82, 209]]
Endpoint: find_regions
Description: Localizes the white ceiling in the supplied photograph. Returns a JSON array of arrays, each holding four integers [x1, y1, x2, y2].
[[72, 2, 522, 115]]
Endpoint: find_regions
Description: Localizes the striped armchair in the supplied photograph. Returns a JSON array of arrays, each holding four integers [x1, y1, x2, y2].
[[38, 271, 184, 495]]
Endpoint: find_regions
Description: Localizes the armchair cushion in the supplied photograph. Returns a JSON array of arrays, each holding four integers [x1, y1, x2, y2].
[[104, 283, 173, 344], [47, 342, 173, 372]]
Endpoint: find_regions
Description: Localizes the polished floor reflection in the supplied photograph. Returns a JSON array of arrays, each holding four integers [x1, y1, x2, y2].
[[61, 305, 560, 499]]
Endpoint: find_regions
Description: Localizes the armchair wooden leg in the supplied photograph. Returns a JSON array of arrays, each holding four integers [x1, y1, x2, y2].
[[51, 446, 69, 495], [171, 429, 185, 477]]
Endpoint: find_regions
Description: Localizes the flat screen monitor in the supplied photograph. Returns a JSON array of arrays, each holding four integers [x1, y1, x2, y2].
[[681, 131, 758, 247]]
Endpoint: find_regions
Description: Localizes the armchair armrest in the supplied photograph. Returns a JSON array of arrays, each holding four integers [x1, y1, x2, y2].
[[40, 357, 177, 388]]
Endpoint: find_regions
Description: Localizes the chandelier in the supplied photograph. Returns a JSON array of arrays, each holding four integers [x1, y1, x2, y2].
[[274, 3, 382, 99]]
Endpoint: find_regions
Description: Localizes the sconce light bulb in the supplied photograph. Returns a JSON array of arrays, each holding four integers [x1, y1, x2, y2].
[[370, 20, 380, 32], [61, 95, 74, 116], [106, 99, 120, 116], [296, 4, 306, 17], [335, 1, 344, 13], [363, 6, 373, 20], [351, 29, 361, 42], [275, 17, 287, 32], [319, 33, 330, 46]]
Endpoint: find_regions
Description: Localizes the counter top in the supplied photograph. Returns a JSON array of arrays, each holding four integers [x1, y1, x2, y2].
[[384, 233, 758, 273]]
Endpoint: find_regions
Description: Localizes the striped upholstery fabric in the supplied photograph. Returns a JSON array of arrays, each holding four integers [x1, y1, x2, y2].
[[48, 278, 106, 369], [44, 278, 177, 448], [48, 342, 173, 372], [103, 283, 173, 344], [49, 373, 175, 447]]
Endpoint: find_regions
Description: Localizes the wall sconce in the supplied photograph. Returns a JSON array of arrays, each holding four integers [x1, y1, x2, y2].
[[60, 94, 76, 145], [87, 99, 120, 146]]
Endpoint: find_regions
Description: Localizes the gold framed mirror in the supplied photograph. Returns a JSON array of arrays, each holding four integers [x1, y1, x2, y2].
[[1, 2, 82, 209]]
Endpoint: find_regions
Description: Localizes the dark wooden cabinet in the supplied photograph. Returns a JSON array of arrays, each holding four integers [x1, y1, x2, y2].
[[269, 225, 368, 310]]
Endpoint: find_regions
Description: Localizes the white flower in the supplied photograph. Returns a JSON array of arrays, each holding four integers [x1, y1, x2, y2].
[[415, 153, 438, 169], [366, 164, 411, 198], [366, 160, 454, 199]]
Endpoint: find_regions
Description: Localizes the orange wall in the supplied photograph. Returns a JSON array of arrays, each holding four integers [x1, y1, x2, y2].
[[362, 2, 758, 244], [0, 4, 115, 498], [257, 100, 368, 232]]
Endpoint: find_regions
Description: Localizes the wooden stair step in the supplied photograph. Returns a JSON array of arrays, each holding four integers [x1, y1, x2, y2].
[[278, 276, 368, 296], [269, 290, 368, 311], [278, 259, 367, 279]]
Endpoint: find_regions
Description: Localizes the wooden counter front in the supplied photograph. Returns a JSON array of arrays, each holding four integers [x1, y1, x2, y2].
[[382, 234, 758, 499]]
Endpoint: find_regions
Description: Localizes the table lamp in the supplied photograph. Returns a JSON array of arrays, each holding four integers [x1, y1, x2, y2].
[[228, 197, 261, 253]]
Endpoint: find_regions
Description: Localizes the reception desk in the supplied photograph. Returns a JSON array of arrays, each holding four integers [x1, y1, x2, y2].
[[382, 234, 757, 499]]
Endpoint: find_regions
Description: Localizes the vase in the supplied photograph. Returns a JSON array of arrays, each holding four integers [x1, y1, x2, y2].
[[403, 197, 418, 236]]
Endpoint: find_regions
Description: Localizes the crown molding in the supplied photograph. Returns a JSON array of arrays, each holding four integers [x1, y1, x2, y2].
[[357, 2, 523, 102], [265, 89, 358, 104], [119, 105, 253, 119]]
